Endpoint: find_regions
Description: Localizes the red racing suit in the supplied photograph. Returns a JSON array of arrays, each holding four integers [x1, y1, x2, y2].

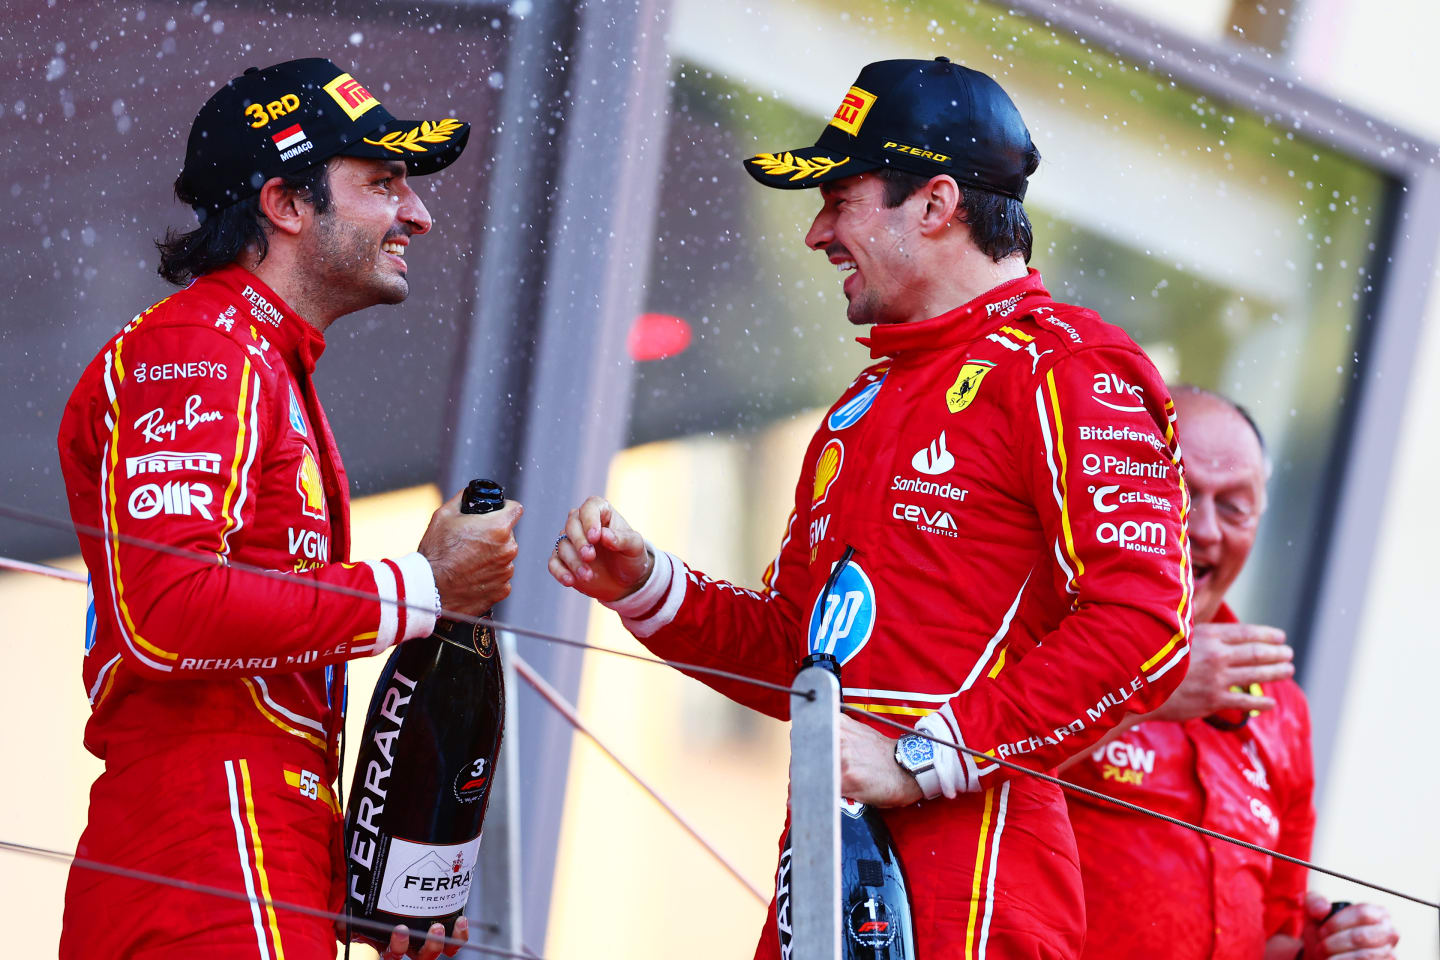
[[607, 270, 1193, 959], [56, 263, 440, 958], [1067, 605, 1315, 960]]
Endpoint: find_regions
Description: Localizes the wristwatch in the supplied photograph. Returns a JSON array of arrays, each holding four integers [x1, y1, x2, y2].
[[894, 733, 940, 798]]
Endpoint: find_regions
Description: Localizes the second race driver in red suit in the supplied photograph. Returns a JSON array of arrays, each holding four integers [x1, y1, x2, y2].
[[57, 59, 520, 960], [1062, 386, 1398, 960], [549, 58, 1192, 959]]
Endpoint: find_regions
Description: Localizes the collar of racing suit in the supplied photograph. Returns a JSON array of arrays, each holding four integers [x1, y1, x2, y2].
[[203, 262, 328, 374], [857, 266, 1051, 359]]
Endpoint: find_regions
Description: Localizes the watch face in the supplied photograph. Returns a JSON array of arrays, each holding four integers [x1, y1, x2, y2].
[[901, 735, 935, 767]]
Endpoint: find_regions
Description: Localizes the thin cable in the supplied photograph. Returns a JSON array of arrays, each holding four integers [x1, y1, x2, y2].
[[0, 504, 807, 701], [512, 653, 769, 905], [844, 704, 1440, 911], [0, 555, 85, 583], [0, 838, 538, 958], [4, 511, 1433, 912]]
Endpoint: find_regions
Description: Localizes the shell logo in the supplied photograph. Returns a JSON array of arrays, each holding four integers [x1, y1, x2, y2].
[[296, 447, 326, 520], [812, 439, 844, 508]]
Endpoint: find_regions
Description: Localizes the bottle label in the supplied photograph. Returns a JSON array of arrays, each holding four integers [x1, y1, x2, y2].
[[376, 833, 484, 918]]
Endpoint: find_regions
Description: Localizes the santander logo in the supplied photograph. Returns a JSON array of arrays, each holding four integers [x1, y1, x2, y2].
[[911, 431, 956, 476]]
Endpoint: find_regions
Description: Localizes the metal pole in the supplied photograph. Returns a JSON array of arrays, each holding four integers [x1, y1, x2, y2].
[[789, 667, 841, 960]]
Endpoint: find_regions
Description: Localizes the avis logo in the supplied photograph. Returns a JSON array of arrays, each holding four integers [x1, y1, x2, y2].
[[1092, 372, 1145, 412], [911, 431, 955, 475], [806, 559, 876, 665]]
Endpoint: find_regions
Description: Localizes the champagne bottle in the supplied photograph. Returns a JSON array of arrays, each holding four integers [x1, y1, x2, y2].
[[344, 479, 507, 952], [776, 546, 916, 959]]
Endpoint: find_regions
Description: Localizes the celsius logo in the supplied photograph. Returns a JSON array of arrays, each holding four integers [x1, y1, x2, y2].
[[1096, 520, 1167, 554], [1090, 484, 1120, 513], [813, 439, 844, 506], [807, 559, 876, 665], [828, 376, 886, 431], [911, 431, 955, 475], [1092, 372, 1145, 412]]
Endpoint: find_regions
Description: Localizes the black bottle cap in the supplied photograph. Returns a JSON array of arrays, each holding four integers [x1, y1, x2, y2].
[[461, 479, 505, 515]]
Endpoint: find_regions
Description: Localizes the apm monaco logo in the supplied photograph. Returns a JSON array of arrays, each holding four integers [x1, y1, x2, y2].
[[271, 124, 313, 162]]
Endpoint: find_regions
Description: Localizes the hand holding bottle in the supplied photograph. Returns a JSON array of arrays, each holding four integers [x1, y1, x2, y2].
[[418, 486, 523, 616]]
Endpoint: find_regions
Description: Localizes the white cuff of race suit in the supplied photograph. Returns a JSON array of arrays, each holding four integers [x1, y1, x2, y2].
[[602, 542, 686, 638], [914, 706, 984, 798], [364, 552, 440, 653]]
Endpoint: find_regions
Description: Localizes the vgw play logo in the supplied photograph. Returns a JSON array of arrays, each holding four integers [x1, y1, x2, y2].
[[806, 559, 877, 665]]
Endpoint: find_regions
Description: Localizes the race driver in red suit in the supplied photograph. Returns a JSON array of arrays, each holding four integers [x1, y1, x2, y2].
[[1062, 386, 1398, 960], [56, 59, 521, 960], [548, 58, 1192, 959]]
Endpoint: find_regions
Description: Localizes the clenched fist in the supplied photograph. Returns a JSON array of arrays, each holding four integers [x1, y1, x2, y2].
[[547, 496, 653, 603]]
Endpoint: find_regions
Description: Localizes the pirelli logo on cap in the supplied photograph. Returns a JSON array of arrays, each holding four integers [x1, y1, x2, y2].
[[829, 86, 876, 136], [323, 72, 380, 121]]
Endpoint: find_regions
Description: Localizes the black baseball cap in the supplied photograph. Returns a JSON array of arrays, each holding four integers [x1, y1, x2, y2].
[[179, 57, 470, 215], [743, 57, 1038, 201]]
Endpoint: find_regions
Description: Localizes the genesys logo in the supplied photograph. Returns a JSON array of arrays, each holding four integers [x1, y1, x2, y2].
[[126, 450, 222, 479], [132, 360, 228, 384], [1078, 424, 1164, 452], [1092, 372, 1145, 412], [806, 559, 876, 665], [911, 431, 955, 476], [892, 502, 959, 538], [1081, 453, 1171, 480], [1096, 519, 1167, 554], [1089, 484, 1173, 514], [127, 481, 215, 521]]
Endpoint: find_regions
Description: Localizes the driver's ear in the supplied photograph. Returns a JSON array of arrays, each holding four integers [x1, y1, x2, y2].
[[918, 176, 961, 235], [257, 176, 308, 237]]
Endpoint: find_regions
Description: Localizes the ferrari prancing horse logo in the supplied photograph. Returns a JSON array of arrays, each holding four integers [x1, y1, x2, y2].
[[946, 360, 996, 414]]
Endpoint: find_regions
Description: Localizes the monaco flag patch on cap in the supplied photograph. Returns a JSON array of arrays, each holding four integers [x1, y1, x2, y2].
[[271, 124, 307, 152]]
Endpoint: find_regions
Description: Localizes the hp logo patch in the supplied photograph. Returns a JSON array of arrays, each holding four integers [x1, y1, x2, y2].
[[827, 375, 886, 431], [807, 559, 876, 665]]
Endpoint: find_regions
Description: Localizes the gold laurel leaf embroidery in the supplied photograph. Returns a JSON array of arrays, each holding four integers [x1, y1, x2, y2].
[[363, 118, 464, 154], [750, 152, 850, 181]]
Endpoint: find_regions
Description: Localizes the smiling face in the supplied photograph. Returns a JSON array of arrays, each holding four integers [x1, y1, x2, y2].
[[1177, 390, 1268, 624], [303, 156, 432, 312], [804, 173, 929, 326]]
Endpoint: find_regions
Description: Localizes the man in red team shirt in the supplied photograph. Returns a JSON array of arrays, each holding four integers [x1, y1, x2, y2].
[[57, 59, 520, 959], [1063, 386, 1398, 959], [549, 58, 1192, 959]]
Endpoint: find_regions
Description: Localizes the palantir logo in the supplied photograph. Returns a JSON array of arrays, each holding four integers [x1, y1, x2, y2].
[[911, 431, 955, 476], [806, 559, 876, 665]]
